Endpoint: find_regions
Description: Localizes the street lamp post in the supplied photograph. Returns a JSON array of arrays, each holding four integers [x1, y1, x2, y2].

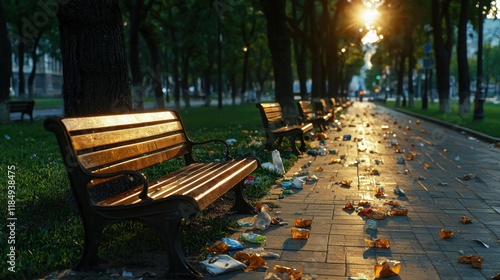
[[474, 0, 485, 119]]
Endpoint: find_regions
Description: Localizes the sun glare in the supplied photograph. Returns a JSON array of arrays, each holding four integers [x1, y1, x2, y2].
[[362, 9, 379, 25]]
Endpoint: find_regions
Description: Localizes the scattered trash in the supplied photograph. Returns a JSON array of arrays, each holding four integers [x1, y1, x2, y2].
[[291, 177, 305, 189], [121, 271, 133, 277], [242, 247, 280, 258], [454, 156, 460, 161], [272, 265, 303, 280], [460, 216, 472, 224], [374, 260, 401, 278], [315, 166, 324, 172], [416, 175, 426, 180], [475, 239, 489, 248], [374, 187, 385, 197], [221, 238, 244, 250], [31, 154, 37, 159], [240, 232, 267, 244], [254, 209, 272, 230], [381, 125, 389, 130], [272, 150, 285, 176], [294, 217, 313, 228], [397, 157, 405, 164], [365, 238, 390, 248], [393, 186, 405, 196], [340, 179, 352, 187], [491, 272, 500, 279], [343, 134, 352, 141], [4, 134, 11, 140], [424, 163, 430, 169], [206, 240, 229, 254], [463, 173, 476, 180], [437, 182, 449, 186], [233, 251, 266, 271], [261, 162, 277, 173], [291, 227, 310, 239], [226, 139, 237, 146], [200, 254, 247, 276], [369, 168, 380, 175], [365, 219, 378, 231], [439, 228, 454, 239], [457, 254, 484, 268], [343, 201, 355, 210], [390, 207, 408, 216]]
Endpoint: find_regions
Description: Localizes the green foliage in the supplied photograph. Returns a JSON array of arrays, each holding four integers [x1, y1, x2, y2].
[[0, 104, 299, 278]]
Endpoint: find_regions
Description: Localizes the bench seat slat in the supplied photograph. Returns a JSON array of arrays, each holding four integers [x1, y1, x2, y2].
[[96, 158, 258, 209], [78, 133, 187, 169]]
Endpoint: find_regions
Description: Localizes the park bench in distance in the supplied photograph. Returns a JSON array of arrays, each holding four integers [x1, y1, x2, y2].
[[10, 100, 35, 122], [297, 100, 330, 132], [44, 110, 260, 279], [256, 102, 313, 155]]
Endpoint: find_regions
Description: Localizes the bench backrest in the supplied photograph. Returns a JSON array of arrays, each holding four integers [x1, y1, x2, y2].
[[256, 102, 287, 130], [44, 111, 193, 188], [10, 101, 35, 113], [297, 100, 318, 120]]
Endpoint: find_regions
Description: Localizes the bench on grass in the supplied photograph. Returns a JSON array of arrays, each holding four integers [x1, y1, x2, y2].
[[10, 100, 35, 122], [256, 102, 313, 155], [44, 110, 260, 279], [297, 100, 330, 132]]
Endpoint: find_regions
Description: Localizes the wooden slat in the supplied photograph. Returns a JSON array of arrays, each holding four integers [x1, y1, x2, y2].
[[97, 158, 259, 208], [78, 133, 187, 169], [70, 122, 183, 151], [87, 145, 189, 187], [61, 111, 178, 131]]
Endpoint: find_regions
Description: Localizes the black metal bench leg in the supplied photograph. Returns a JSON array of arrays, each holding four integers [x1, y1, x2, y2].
[[150, 216, 203, 279], [74, 220, 106, 271], [230, 181, 257, 214]]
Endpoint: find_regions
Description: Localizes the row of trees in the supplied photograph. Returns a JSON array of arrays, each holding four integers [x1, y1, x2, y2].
[[0, 0, 498, 121]]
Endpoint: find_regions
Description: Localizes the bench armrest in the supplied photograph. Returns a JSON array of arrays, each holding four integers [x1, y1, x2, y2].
[[191, 138, 232, 161], [82, 168, 151, 201]]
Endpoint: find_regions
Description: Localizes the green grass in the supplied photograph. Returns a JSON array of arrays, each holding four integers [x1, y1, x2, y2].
[[378, 100, 500, 138], [0, 104, 298, 279]]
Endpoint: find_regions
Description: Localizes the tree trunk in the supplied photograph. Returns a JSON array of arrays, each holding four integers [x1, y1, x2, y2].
[[28, 33, 42, 99], [259, 0, 296, 120], [0, 0, 12, 124], [431, 0, 452, 113], [140, 24, 164, 109], [129, 0, 144, 110], [203, 42, 214, 107], [457, 0, 471, 115], [57, 0, 131, 117], [181, 52, 191, 108], [170, 30, 181, 110], [16, 21, 26, 99]]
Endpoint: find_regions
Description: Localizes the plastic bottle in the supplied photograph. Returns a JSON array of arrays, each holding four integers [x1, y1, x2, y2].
[[272, 150, 285, 175], [254, 211, 272, 230], [240, 232, 267, 244]]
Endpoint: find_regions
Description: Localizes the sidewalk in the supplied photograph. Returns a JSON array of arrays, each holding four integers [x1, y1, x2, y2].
[[202, 101, 500, 279]]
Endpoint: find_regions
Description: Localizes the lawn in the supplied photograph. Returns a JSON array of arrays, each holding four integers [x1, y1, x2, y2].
[[0, 103, 299, 278], [379, 99, 500, 138]]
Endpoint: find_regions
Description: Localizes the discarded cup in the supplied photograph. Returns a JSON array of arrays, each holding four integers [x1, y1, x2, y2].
[[291, 227, 310, 239]]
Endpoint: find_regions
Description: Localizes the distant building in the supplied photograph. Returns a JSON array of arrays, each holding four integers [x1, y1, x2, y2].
[[11, 52, 63, 97]]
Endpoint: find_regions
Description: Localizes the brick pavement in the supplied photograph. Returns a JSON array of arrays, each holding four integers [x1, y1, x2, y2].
[[203, 101, 500, 280]]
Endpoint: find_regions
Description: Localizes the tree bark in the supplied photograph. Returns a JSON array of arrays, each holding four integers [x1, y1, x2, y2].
[[259, 0, 296, 120], [57, 0, 131, 117], [140, 23, 164, 109], [0, 0, 12, 124], [129, 0, 144, 110], [28, 33, 43, 99]]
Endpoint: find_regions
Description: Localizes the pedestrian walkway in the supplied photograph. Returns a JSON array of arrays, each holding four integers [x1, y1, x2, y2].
[[202, 101, 500, 279]]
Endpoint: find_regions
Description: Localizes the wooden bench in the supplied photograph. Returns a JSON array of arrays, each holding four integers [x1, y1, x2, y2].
[[44, 110, 260, 279], [10, 100, 35, 122], [256, 102, 313, 155], [297, 100, 330, 132]]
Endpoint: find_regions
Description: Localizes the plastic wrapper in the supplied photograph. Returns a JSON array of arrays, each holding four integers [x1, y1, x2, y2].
[[491, 272, 500, 279], [365, 238, 390, 248], [358, 200, 371, 207], [221, 238, 243, 250], [200, 254, 246, 276], [374, 260, 401, 278], [343, 201, 355, 210], [242, 247, 280, 258], [370, 210, 386, 220], [439, 228, 454, 239], [233, 252, 266, 271], [384, 200, 401, 207], [291, 227, 310, 239], [206, 240, 229, 254], [457, 254, 484, 268], [273, 265, 303, 280], [240, 232, 267, 244], [365, 219, 378, 230], [460, 216, 472, 224], [340, 179, 352, 187], [294, 217, 313, 228], [374, 187, 385, 197], [370, 168, 380, 175], [390, 207, 408, 216]]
